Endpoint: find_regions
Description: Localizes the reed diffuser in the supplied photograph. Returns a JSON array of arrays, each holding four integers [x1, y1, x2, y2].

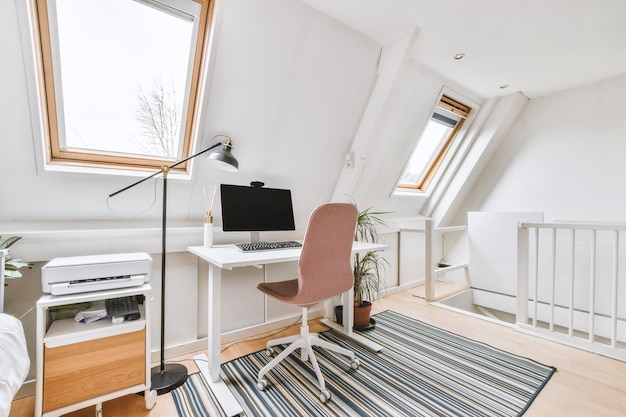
[[203, 185, 217, 247]]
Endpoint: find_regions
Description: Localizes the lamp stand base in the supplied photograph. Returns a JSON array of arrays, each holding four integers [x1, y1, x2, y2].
[[150, 363, 188, 395]]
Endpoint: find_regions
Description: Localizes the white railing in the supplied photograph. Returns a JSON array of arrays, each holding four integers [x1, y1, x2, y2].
[[397, 218, 468, 302], [517, 222, 626, 360]]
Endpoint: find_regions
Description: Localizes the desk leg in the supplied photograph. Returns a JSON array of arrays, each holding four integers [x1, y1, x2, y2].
[[207, 264, 222, 382], [199, 264, 243, 417], [343, 288, 354, 332], [320, 287, 383, 352]]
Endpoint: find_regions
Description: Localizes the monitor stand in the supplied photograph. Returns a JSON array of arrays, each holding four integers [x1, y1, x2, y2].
[[250, 231, 260, 243]]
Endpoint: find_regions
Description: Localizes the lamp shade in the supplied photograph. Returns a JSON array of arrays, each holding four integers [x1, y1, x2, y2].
[[207, 140, 239, 172]]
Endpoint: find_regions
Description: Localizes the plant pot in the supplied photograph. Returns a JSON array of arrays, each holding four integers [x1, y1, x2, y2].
[[334, 304, 376, 331], [354, 301, 372, 328], [335, 305, 344, 325]]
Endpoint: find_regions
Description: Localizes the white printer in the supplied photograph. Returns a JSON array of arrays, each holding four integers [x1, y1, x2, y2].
[[41, 252, 152, 295]]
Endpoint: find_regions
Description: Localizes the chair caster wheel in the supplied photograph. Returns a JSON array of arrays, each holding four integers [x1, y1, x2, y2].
[[319, 390, 331, 403], [265, 347, 274, 356], [350, 358, 360, 370], [257, 378, 268, 391]]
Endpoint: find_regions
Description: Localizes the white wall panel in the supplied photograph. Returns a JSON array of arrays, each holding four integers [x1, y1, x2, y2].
[[220, 266, 265, 333], [264, 262, 301, 322], [399, 231, 426, 285], [468, 212, 543, 295]]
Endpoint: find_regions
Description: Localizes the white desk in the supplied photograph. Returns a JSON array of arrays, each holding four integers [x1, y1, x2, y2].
[[187, 241, 386, 416]]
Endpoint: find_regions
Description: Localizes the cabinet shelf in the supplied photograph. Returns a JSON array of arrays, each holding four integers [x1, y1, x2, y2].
[[434, 225, 467, 234], [434, 263, 468, 274], [44, 309, 145, 348]]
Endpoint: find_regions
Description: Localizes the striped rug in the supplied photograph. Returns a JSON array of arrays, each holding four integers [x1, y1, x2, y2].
[[172, 310, 556, 417]]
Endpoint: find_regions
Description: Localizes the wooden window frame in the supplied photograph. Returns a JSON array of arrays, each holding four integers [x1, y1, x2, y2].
[[33, 0, 214, 173], [396, 94, 471, 192]]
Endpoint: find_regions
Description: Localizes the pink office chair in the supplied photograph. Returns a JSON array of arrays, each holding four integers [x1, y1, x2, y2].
[[255, 203, 360, 403]]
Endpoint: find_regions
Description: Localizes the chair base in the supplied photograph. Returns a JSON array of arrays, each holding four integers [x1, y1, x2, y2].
[[256, 307, 360, 403]]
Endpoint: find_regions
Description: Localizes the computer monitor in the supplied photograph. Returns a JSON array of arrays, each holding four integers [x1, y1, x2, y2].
[[220, 184, 295, 242]]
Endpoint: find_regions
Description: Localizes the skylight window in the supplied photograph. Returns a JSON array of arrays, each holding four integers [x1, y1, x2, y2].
[[396, 94, 471, 192], [34, 0, 213, 172]]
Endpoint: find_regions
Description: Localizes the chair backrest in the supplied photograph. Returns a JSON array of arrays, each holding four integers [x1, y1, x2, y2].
[[295, 203, 358, 306]]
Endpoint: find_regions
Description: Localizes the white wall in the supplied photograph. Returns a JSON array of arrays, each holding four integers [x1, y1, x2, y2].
[[454, 73, 626, 223], [441, 74, 626, 301]]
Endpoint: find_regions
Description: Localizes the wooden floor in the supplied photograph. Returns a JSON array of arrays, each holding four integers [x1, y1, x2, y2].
[[10, 286, 626, 417]]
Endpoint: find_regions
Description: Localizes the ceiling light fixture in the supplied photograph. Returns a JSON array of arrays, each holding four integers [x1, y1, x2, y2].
[[453, 53, 465, 60]]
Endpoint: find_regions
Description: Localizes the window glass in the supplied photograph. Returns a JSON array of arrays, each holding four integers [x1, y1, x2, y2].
[[36, 0, 210, 170], [398, 120, 450, 186], [396, 94, 471, 192]]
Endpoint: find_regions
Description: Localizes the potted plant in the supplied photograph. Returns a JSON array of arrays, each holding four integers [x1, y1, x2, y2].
[[353, 208, 389, 327], [335, 207, 389, 328]]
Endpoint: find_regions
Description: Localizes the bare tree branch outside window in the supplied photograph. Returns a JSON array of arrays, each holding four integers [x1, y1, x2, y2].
[[133, 76, 181, 157]]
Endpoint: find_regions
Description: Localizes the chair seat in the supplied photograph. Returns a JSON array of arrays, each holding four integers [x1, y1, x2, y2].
[[257, 279, 298, 302]]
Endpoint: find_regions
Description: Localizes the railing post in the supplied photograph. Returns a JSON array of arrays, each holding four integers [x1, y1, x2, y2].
[[568, 228, 575, 337], [549, 228, 556, 332], [517, 223, 529, 325], [589, 229, 596, 343], [424, 218, 434, 302], [533, 228, 539, 327], [611, 230, 619, 348]]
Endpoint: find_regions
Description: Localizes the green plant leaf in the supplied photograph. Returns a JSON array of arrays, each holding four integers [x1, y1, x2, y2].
[[4, 269, 23, 279], [353, 207, 391, 306], [355, 208, 390, 243], [0, 236, 22, 249], [6, 259, 32, 270]]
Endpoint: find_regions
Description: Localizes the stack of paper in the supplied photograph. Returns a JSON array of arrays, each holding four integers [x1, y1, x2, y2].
[[74, 300, 107, 323]]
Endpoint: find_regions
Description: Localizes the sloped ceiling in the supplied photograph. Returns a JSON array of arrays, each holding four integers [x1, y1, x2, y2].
[[5, 0, 626, 230], [303, 0, 626, 99]]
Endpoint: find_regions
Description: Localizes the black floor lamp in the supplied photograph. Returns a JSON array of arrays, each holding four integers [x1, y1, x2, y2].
[[109, 136, 239, 395]]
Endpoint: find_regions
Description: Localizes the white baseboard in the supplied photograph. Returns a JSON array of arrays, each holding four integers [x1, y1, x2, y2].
[[383, 279, 424, 297]]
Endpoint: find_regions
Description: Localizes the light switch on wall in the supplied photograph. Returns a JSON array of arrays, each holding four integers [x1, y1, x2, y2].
[[345, 152, 355, 169]]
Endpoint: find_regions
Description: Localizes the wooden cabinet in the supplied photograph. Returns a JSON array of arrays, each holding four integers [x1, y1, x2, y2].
[[35, 285, 156, 417]]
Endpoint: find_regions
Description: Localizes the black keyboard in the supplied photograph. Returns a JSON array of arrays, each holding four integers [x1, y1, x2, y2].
[[235, 241, 302, 252], [106, 296, 139, 317]]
